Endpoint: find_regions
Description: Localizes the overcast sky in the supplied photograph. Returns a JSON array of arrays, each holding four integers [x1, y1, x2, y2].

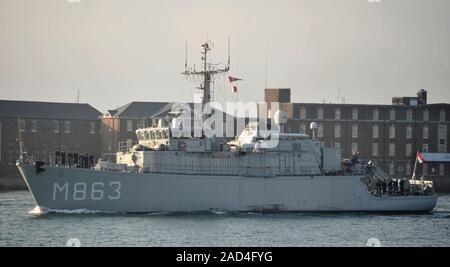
[[1, 0, 449, 112]]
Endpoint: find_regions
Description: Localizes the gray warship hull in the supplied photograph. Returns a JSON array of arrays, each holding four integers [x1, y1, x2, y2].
[[18, 164, 437, 213]]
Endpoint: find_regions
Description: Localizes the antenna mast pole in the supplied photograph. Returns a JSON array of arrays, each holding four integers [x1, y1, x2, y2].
[[183, 41, 230, 122]]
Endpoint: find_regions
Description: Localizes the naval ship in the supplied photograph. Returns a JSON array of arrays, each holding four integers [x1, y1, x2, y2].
[[17, 42, 437, 213]]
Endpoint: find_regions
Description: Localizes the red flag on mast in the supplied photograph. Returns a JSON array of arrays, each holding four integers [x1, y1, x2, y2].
[[228, 76, 242, 83], [232, 85, 238, 93], [417, 152, 424, 164]]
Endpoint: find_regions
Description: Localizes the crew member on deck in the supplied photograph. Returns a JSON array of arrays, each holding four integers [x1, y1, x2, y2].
[[61, 150, 66, 166], [54, 149, 60, 166], [74, 151, 79, 167], [68, 151, 73, 167]]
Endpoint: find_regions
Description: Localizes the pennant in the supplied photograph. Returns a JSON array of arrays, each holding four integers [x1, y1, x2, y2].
[[228, 76, 242, 83], [232, 85, 238, 93]]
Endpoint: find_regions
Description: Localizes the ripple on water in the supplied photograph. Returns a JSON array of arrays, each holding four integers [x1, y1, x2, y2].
[[1, 191, 450, 246]]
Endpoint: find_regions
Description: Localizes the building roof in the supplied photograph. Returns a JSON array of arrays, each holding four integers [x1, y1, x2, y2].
[[0, 100, 102, 120], [110, 102, 170, 119], [106, 101, 238, 121]]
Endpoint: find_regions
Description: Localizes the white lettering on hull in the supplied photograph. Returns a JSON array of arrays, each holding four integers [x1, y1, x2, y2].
[[52, 182, 122, 201]]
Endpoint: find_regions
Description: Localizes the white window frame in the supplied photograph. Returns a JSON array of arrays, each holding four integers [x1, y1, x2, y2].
[[317, 108, 324, 120], [31, 120, 37, 133], [406, 125, 412, 139], [406, 162, 412, 176], [334, 124, 341, 138], [423, 126, 429, 139], [19, 119, 25, 133], [423, 109, 429, 121], [90, 122, 96, 134], [352, 125, 358, 139], [127, 120, 133, 132], [352, 108, 358, 120], [389, 162, 395, 176], [64, 121, 70, 134], [407, 109, 413, 121], [372, 143, 379, 157], [390, 109, 396, 121], [389, 143, 396, 157], [317, 124, 324, 138], [54, 121, 59, 133], [352, 143, 358, 155], [300, 123, 306, 134], [372, 125, 379, 139], [405, 143, 412, 157], [373, 109, 379, 121], [335, 108, 341, 120], [422, 163, 428, 176], [300, 107, 306, 120], [389, 125, 396, 139]]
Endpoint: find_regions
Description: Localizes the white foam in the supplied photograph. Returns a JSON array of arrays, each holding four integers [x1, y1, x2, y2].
[[28, 206, 114, 215], [210, 209, 228, 215]]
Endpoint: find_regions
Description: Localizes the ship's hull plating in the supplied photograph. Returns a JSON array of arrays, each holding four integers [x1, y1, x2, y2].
[[18, 164, 437, 213]]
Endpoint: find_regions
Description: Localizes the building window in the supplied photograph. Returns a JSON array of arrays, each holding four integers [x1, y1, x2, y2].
[[439, 164, 445, 176], [334, 124, 341, 138], [334, 142, 341, 149], [351, 143, 358, 155], [422, 163, 428, 176], [406, 162, 412, 176], [31, 120, 37, 133], [335, 108, 341, 120], [440, 110, 446, 121], [352, 125, 358, 138], [389, 125, 396, 139], [423, 109, 429, 121], [300, 107, 306, 120], [406, 125, 412, 139], [64, 121, 70, 133], [407, 109, 413, 121], [406, 143, 412, 157], [352, 108, 358, 120], [317, 124, 324, 138], [127, 120, 133, 132], [373, 109, 379, 121], [372, 143, 379, 157], [389, 143, 395, 157], [54, 121, 59, 133], [389, 162, 395, 176], [372, 125, 379, 139], [19, 119, 25, 132], [90, 122, 96, 134], [422, 144, 429, 153], [390, 109, 396, 121], [398, 165, 404, 176], [300, 123, 306, 134], [317, 108, 324, 120], [423, 126, 429, 139]]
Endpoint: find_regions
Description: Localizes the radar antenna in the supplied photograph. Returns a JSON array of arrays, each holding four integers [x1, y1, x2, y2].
[[182, 40, 230, 121]]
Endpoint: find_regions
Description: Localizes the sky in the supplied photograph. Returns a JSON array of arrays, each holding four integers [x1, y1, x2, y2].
[[0, 0, 449, 112]]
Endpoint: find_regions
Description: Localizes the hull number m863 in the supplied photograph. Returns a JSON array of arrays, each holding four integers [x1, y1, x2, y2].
[[52, 182, 121, 201]]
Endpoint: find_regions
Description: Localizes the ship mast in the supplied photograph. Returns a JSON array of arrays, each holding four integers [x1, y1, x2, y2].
[[182, 41, 230, 122]]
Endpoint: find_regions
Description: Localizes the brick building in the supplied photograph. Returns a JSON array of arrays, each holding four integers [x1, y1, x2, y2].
[[264, 89, 450, 183], [0, 100, 102, 189]]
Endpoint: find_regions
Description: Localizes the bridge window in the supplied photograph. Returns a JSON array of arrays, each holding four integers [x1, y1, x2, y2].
[[150, 131, 156, 140], [156, 131, 162, 140]]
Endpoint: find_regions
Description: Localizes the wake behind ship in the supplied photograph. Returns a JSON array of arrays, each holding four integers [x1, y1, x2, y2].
[[17, 42, 437, 213]]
